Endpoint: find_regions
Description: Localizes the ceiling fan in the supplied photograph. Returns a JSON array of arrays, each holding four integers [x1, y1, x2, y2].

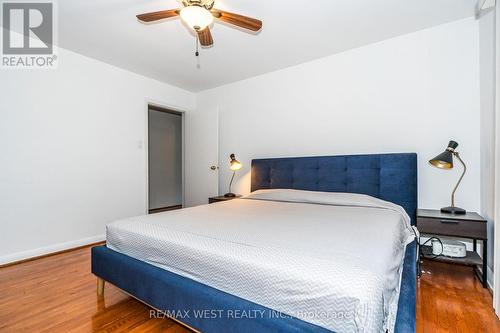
[[136, 0, 262, 48]]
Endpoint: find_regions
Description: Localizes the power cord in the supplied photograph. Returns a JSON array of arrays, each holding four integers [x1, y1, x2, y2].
[[417, 236, 443, 278]]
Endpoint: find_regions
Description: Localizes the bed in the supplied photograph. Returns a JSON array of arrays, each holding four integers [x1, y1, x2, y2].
[[92, 153, 417, 333]]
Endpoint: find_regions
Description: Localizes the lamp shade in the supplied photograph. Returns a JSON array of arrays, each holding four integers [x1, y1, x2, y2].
[[229, 154, 242, 171], [429, 151, 454, 169], [429, 141, 459, 169]]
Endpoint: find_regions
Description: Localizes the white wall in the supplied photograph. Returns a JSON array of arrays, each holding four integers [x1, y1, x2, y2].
[[478, 6, 497, 285], [196, 18, 481, 214], [148, 110, 183, 210], [0, 15, 488, 273], [0, 47, 195, 264]]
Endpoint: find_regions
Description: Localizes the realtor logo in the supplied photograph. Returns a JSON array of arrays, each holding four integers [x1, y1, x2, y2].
[[1, 1, 57, 68]]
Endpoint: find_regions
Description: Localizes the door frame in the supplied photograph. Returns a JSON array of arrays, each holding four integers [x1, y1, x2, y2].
[[494, 1, 500, 317], [145, 100, 187, 213]]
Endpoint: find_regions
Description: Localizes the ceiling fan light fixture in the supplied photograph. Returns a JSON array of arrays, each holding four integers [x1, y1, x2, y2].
[[180, 5, 213, 31]]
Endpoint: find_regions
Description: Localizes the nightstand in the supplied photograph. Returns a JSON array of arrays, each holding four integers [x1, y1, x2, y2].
[[417, 209, 488, 288], [208, 195, 242, 204]]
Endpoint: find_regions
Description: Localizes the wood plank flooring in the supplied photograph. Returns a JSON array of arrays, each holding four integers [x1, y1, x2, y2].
[[0, 245, 190, 333], [417, 260, 500, 332], [148, 206, 183, 214], [0, 245, 498, 332]]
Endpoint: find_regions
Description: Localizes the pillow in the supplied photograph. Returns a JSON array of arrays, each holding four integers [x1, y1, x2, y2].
[[243, 189, 410, 227]]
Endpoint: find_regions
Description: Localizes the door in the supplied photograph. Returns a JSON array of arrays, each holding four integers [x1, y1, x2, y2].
[[185, 105, 219, 206]]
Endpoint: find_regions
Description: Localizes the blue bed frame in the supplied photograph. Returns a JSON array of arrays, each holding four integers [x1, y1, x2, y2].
[[92, 153, 417, 333]]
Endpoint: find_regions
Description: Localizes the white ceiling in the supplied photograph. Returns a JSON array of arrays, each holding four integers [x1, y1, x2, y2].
[[59, 0, 477, 92]]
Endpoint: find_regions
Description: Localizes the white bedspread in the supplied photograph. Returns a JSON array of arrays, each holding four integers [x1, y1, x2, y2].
[[106, 189, 414, 333]]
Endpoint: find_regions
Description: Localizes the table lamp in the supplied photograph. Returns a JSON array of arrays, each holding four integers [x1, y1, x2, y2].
[[224, 153, 242, 198], [429, 140, 467, 214]]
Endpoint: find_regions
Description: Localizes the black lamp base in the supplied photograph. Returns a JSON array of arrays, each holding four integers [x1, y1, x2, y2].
[[441, 206, 466, 215], [224, 192, 236, 198]]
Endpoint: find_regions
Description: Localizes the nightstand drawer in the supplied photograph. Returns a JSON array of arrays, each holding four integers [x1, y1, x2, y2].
[[417, 217, 487, 239]]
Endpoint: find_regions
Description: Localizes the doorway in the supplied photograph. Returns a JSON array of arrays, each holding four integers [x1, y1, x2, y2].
[[147, 105, 183, 214]]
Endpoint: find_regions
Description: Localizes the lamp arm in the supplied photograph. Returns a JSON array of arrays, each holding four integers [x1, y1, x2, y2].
[[228, 171, 235, 194], [451, 152, 466, 207]]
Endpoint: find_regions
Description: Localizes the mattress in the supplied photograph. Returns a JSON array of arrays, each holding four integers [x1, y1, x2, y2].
[[106, 189, 414, 333]]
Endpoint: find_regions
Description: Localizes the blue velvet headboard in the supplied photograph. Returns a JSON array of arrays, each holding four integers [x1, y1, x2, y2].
[[251, 153, 418, 225]]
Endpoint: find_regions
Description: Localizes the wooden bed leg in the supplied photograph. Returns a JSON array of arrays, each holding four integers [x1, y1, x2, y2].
[[97, 277, 105, 297]]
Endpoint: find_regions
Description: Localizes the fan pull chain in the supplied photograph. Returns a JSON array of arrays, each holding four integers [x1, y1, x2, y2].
[[195, 33, 201, 68], [195, 33, 200, 57]]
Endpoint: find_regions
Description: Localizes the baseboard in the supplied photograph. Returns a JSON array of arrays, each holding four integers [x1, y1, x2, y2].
[[480, 266, 495, 293], [488, 266, 494, 292], [0, 234, 105, 266]]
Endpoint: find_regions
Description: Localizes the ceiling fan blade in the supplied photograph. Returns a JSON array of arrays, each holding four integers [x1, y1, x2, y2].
[[211, 9, 262, 32], [136, 9, 179, 22], [198, 27, 214, 47]]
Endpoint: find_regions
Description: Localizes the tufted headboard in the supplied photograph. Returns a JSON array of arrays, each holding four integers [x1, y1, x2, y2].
[[251, 153, 418, 225]]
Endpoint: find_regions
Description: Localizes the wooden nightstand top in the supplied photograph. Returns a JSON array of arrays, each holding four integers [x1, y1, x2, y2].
[[209, 195, 242, 204], [417, 209, 486, 223], [417, 209, 487, 240]]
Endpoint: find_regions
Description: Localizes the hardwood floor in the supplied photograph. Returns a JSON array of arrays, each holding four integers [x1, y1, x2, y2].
[[148, 206, 183, 214], [417, 260, 500, 332], [0, 246, 190, 333], [1, 246, 498, 332]]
